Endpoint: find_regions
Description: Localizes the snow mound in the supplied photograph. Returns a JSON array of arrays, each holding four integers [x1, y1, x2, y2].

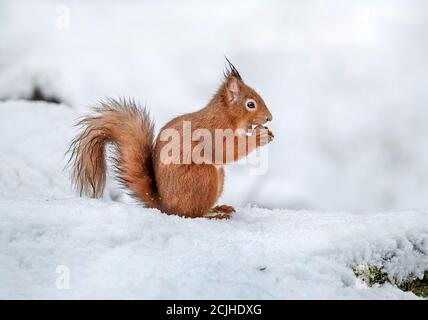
[[0, 100, 427, 299]]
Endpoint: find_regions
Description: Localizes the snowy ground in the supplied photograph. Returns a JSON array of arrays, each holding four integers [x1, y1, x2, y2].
[[1, 0, 428, 299], [2, 197, 427, 299], [0, 101, 427, 299]]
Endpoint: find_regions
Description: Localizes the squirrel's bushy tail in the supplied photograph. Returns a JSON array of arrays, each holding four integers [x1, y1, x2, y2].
[[67, 98, 159, 208]]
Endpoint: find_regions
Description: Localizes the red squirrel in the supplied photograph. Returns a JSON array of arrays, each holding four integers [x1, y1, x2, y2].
[[68, 59, 273, 219]]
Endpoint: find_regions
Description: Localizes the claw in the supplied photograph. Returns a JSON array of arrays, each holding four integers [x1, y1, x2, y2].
[[206, 205, 235, 219]]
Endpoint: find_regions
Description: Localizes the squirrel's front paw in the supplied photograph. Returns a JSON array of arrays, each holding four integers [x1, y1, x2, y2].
[[253, 125, 274, 147]]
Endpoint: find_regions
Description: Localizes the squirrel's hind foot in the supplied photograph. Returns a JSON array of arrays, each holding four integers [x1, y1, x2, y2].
[[205, 205, 235, 219]]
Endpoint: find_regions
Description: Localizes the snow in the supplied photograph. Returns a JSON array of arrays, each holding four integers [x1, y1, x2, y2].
[[1, 197, 427, 300], [1, 0, 428, 299], [1, 101, 427, 299]]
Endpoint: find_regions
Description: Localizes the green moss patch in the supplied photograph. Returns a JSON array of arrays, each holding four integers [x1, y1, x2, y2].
[[353, 265, 428, 298]]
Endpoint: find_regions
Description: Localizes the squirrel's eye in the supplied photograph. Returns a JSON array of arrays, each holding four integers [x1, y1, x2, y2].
[[246, 100, 256, 110]]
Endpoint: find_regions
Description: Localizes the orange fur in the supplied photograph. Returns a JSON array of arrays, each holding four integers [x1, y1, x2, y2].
[[67, 62, 273, 219]]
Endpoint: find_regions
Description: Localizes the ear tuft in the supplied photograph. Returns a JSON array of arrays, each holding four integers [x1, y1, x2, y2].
[[224, 56, 242, 80]]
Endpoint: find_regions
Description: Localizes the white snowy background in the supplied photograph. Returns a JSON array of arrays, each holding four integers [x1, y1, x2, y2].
[[0, 0, 427, 299]]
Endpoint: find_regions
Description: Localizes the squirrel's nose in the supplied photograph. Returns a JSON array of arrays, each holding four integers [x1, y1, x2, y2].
[[266, 112, 273, 122]]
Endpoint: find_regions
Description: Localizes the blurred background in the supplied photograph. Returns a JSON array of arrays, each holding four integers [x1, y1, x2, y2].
[[1, 0, 427, 212]]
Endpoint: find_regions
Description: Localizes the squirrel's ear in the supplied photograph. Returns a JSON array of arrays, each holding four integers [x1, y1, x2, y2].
[[225, 76, 240, 103]]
